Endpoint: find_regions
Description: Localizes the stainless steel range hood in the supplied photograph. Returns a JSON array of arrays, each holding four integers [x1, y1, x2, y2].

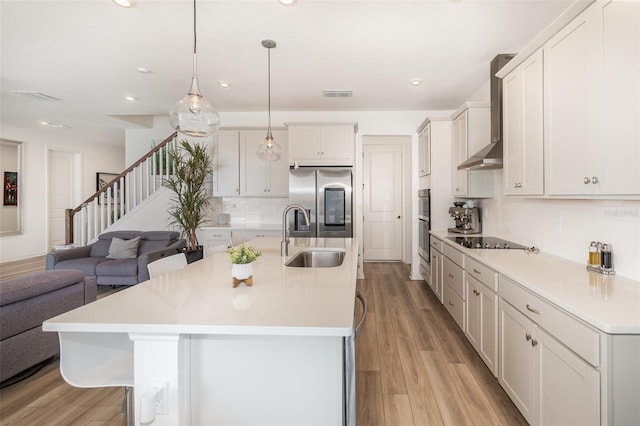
[[458, 54, 514, 170]]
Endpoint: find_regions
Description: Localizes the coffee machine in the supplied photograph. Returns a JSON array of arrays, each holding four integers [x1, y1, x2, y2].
[[448, 205, 481, 234]]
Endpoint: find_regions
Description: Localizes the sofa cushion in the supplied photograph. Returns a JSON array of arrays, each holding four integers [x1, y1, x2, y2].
[[91, 230, 141, 257], [107, 236, 141, 259], [55, 257, 109, 277], [95, 258, 138, 277], [0, 270, 86, 306], [0, 278, 85, 340], [139, 231, 180, 241]]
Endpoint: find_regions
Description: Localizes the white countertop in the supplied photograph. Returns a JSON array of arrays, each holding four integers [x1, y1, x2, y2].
[[44, 238, 358, 337], [432, 230, 640, 334], [201, 223, 281, 231]]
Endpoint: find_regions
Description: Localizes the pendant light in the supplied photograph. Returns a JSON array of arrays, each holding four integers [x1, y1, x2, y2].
[[169, 0, 220, 137], [257, 39, 283, 162]]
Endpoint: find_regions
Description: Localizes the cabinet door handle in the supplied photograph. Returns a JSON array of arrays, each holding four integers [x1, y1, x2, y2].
[[525, 333, 532, 341], [473, 268, 481, 274], [584, 177, 591, 184], [531, 339, 538, 347], [592, 176, 599, 184], [526, 304, 541, 314], [448, 301, 454, 307], [448, 273, 454, 278]]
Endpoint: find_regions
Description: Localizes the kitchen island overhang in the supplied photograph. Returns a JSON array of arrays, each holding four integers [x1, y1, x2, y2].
[[44, 237, 359, 426]]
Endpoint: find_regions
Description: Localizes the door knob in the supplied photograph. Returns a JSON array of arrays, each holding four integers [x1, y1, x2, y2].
[[397, 215, 401, 219], [592, 176, 599, 184], [584, 177, 591, 184]]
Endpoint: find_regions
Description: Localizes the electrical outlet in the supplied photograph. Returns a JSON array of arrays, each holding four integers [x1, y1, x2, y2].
[[151, 381, 169, 414]]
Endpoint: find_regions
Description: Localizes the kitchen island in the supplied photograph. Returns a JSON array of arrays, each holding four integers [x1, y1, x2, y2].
[[43, 237, 358, 426]]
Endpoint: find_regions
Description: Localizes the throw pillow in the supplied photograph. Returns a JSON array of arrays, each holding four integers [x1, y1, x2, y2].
[[106, 236, 140, 259]]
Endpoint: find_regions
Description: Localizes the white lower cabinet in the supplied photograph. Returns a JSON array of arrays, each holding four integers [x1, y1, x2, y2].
[[466, 275, 498, 376], [499, 281, 600, 426], [430, 246, 443, 303], [537, 327, 600, 426], [499, 299, 537, 424]]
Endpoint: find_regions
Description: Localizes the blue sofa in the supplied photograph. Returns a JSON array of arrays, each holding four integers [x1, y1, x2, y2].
[[0, 269, 96, 383], [45, 230, 186, 286]]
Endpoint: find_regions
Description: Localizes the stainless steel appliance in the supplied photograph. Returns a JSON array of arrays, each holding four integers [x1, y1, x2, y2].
[[448, 206, 481, 234], [446, 236, 526, 250], [418, 189, 431, 262], [458, 53, 514, 170], [289, 167, 353, 238]]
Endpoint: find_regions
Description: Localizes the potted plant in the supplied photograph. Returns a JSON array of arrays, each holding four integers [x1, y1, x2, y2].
[[227, 244, 261, 287], [163, 139, 213, 263]]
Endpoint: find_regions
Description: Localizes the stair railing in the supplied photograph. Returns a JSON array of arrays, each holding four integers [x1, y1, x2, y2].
[[65, 133, 178, 246]]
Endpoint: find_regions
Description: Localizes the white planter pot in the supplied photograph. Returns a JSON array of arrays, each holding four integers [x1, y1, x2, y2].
[[232, 262, 254, 287]]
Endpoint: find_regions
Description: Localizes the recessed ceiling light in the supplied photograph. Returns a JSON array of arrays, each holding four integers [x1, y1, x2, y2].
[[113, 0, 134, 8], [410, 79, 423, 86], [40, 121, 71, 129], [218, 81, 232, 88], [279, 0, 297, 5], [137, 67, 152, 74], [125, 96, 139, 101]]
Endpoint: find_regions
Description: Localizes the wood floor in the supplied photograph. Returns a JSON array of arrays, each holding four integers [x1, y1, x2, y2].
[[0, 261, 526, 425]]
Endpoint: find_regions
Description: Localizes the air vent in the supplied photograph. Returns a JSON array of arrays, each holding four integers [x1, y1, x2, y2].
[[12, 91, 61, 101], [322, 90, 352, 98]]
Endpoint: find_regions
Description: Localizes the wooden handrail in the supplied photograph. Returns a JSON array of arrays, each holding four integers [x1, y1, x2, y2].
[[65, 132, 178, 244], [70, 132, 177, 214]]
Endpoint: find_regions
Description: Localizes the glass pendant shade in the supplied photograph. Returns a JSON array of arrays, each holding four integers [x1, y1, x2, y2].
[[169, 66, 220, 137], [169, 0, 220, 138], [257, 129, 283, 161]]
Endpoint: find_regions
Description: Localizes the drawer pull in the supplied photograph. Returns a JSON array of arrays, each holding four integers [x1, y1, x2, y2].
[[525, 333, 532, 341], [526, 304, 541, 314], [473, 268, 481, 274], [448, 273, 454, 278]]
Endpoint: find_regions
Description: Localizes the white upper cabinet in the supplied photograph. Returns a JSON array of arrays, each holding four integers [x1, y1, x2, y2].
[[503, 48, 544, 196], [212, 131, 241, 197], [418, 121, 431, 177], [544, 0, 639, 195], [240, 130, 289, 197], [451, 105, 494, 198], [287, 123, 356, 166], [212, 129, 289, 197]]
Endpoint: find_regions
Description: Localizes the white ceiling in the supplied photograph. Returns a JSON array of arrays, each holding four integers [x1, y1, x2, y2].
[[1, 0, 573, 146]]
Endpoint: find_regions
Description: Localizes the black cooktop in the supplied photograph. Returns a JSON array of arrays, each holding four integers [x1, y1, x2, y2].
[[446, 236, 527, 250]]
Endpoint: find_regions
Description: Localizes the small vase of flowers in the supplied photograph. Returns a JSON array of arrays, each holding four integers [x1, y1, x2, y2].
[[227, 244, 261, 288]]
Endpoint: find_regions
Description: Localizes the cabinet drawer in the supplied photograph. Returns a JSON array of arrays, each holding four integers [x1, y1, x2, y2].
[[499, 275, 600, 366], [430, 236, 443, 252], [466, 257, 498, 292], [444, 284, 465, 331], [444, 244, 465, 268], [443, 257, 465, 300]]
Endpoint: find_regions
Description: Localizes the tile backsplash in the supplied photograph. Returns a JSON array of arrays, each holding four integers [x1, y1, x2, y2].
[[206, 197, 290, 225]]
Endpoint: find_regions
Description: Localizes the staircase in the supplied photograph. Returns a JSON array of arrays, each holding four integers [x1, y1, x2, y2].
[[65, 133, 178, 246]]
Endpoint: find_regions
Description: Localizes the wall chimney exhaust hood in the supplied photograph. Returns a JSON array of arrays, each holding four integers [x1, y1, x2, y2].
[[458, 54, 514, 170]]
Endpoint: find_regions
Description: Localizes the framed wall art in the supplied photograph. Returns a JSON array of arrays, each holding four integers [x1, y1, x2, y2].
[[3, 172, 18, 206], [96, 172, 123, 204]]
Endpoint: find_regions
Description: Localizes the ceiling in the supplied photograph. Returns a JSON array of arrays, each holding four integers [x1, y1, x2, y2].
[[0, 0, 573, 146]]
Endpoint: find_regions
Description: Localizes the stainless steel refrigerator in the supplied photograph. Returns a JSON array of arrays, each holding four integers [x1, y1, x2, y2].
[[288, 167, 353, 238]]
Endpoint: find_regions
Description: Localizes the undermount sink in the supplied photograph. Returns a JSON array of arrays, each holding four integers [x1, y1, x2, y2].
[[285, 249, 346, 268]]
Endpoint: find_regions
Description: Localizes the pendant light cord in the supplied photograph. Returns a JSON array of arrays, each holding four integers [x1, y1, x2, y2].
[[193, 0, 197, 55], [267, 45, 272, 136]]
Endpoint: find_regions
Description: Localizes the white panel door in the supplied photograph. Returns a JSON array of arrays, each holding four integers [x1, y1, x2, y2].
[[48, 150, 76, 248], [362, 143, 402, 261]]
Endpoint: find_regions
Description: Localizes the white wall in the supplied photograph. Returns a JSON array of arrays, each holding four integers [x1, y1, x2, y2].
[[0, 126, 125, 262], [480, 172, 640, 281]]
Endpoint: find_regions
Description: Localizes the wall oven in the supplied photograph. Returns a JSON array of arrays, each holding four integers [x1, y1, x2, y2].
[[418, 189, 430, 263]]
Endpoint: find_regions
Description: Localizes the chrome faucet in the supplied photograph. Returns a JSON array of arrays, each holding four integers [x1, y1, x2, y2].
[[282, 204, 310, 256]]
